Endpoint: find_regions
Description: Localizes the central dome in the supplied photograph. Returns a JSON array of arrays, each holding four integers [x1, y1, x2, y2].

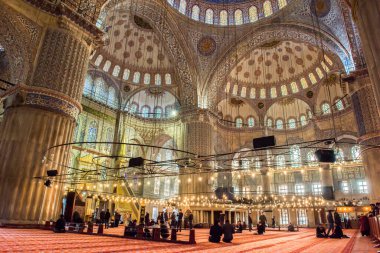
[[167, 0, 291, 26]]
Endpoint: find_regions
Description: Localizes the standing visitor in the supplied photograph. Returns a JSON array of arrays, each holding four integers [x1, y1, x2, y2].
[[222, 220, 234, 243], [105, 209, 111, 229], [248, 215, 253, 231], [100, 209, 106, 226], [163, 210, 168, 222], [359, 214, 370, 236], [188, 211, 194, 230], [145, 212, 150, 226], [334, 211, 342, 228], [271, 216, 276, 228], [259, 212, 267, 232], [114, 210, 121, 227], [177, 209, 183, 232], [171, 212, 177, 228], [326, 210, 334, 236]]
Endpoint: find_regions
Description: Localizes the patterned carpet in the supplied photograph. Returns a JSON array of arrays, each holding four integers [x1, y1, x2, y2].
[[0, 227, 359, 253]]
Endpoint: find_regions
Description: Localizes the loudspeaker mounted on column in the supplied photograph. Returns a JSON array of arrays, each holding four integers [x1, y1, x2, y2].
[[253, 136, 276, 150], [129, 157, 144, 167], [315, 149, 336, 163]]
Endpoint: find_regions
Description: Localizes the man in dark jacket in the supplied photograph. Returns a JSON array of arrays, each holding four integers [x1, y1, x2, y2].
[[209, 221, 223, 243], [327, 210, 334, 236], [222, 220, 234, 243], [177, 209, 183, 232], [105, 209, 111, 229], [248, 215, 253, 231], [100, 209, 106, 225], [188, 211, 194, 230], [114, 210, 121, 227], [259, 212, 267, 232]]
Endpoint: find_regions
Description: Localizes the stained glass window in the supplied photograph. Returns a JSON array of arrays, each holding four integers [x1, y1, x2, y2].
[[316, 67, 324, 79], [155, 74, 162, 85], [94, 77, 107, 103], [141, 106, 150, 118], [276, 155, 285, 169], [291, 82, 299, 93], [165, 73, 172, 85], [290, 145, 301, 167], [276, 119, 284, 129], [167, 0, 174, 6], [123, 69, 130, 80], [271, 87, 277, 98], [154, 107, 163, 118], [248, 117, 255, 127], [191, 5, 200, 20], [307, 151, 317, 165], [281, 85, 288, 96], [300, 78, 308, 89], [133, 72, 141, 83], [179, 0, 186, 14], [335, 148, 344, 162], [235, 9, 243, 25], [358, 181, 368, 193], [324, 55, 333, 66], [107, 86, 117, 107], [206, 9, 214, 24], [103, 60, 111, 72], [220, 10, 228, 25], [84, 75, 94, 96], [260, 88, 266, 99], [225, 82, 231, 93], [263, 1, 273, 17], [267, 118, 273, 128], [300, 115, 307, 126], [249, 6, 258, 22], [351, 145, 361, 161], [309, 73, 317, 84], [95, 55, 103, 66], [250, 88, 256, 98], [278, 0, 287, 9], [144, 73, 151, 85], [322, 103, 331, 114], [321, 61, 330, 72], [288, 118, 296, 129], [295, 184, 305, 195], [279, 185, 288, 195], [232, 84, 238, 95], [112, 65, 120, 77], [335, 99, 344, 111], [130, 103, 138, 114], [241, 87, 247, 97], [236, 117, 243, 128]]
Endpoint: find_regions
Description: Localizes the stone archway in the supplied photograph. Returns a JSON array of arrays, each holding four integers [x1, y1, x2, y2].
[[204, 23, 353, 110]]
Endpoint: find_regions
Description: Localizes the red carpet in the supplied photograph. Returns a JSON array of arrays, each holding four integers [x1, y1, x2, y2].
[[0, 227, 359, 252]]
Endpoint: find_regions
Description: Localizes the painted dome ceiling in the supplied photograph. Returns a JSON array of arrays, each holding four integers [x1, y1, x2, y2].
[[225, 40, 337, 99], [91, 6, 175, 86]]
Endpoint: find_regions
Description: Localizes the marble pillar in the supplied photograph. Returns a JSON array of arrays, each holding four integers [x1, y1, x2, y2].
[[321, 164, 334, 200], [0, 14, 97, 223], [260, 169, 271, 195]]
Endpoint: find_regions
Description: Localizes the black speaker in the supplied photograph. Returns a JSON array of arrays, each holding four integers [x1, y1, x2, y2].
[[129, 157, 144, 167], [253, 136, 276, 150], [47, 170, 58, 177], [315, 149, 336, 163]]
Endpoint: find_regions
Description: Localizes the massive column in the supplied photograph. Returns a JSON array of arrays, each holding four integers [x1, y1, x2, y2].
[[180, 109, 215, 198], [321, 164, 334, 200], [260, 169, 272, 195], [0, 1, 100, 224], [347, 71, 380, 202], [350, 0, 380, 110]]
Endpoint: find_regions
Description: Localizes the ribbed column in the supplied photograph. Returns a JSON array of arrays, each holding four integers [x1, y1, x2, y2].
[[320, 164, 334, 200], [260, 170, 271, 195], [350, 0, 380, 109], [0, 20, 93, 223]]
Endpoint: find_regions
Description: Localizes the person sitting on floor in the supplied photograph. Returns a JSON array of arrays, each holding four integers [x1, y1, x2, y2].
[[54, 215, 66, 233], [288, 223, 295, 232], [316, 224, 327, 238], [144, 228, 152, 238], [257, 222, 265, 235], [124, 220, 137, 237], [329, 225, 350, 239], [235, 221, 243, 233], [222, 220, 235, 243], [160, 220, 170, 239], [209, 221, 223, 243]]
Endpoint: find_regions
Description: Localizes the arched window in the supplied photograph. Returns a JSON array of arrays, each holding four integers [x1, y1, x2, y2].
[[191, 5, 200, 20], [103, 60, 111, 72], [236, 117, 243, 128], [276, 119, 284, 129], [95, 55, 103, 66], [123, 69, 130, 80], [87, 121, 98, 148], [84, 75, 94, 96], [324, 55, 333, 66], [335, 99, 344, 111], [165, 73, 172, 85], [335, 148, 344, 162], [249, 6, 258, 22], [232, 84, 238, 95], [321, 61, 330, 72], [290, 145, 301, 167], [290, 82, 299, 93], [278, 0, 287, 9], [248, 117, 255, 127], [205, 9, 214, 24], [235, 9, 243, 25], [112, 65, 120, 77], [276, 155, 285, 169], [300, 115, 307, 126], [155, 74, 162, 85], [225, 82, 231, 93], [263, 1, 273, 17], [179, 0, 186, 14], [133, 72, 141, 83], [154, 107, 163, 118], [241, 158, 250, 169], [260, 88, 266, 99], [316, 67, 324, 79], [288, 118, 296, 129], [271, 87, 277, 98], [309, 73, 317, 84], [281, 85, 288, 96], [321, 103, 331, 115], [351, 145, 361, 161], [307, 110, 313, 119], [129, 103, 138, 114], [250, 88, 256, 98], [219, 10, 228, 25], [241, 87, 247, 97], [144, 73, 151, 85], [300, 78, 308, 89], [96, 10, 106, 29], [267, 118, 273, 128], [141, 106, 150, 118]]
